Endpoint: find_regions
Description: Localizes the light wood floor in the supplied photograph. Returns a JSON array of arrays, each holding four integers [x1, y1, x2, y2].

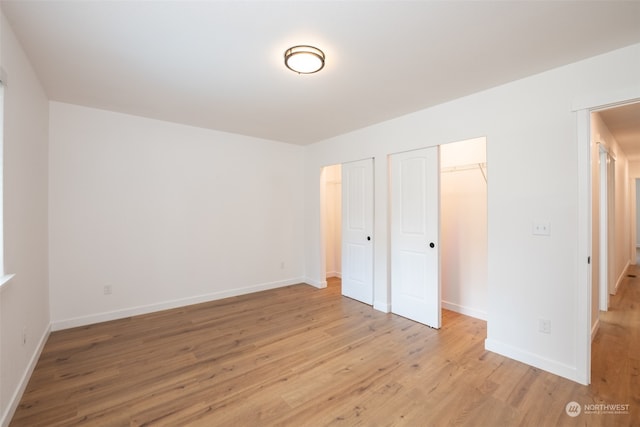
[[10, 273, 640, 426]]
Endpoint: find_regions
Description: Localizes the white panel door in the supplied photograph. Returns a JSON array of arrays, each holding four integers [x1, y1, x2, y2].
[[390, 147, 440, 328], [341, 159, 374, 305]]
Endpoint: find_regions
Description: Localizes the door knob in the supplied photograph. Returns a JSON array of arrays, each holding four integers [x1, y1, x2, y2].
[[429, 242, 435, 248], [367, 236, 371, 241]]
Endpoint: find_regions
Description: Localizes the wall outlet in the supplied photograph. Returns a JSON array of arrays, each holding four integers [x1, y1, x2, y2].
[[280, 261, 285, 269], [532, 221, 551, 236], [103, 285, 113, 295], [539, 318, 551, 334]]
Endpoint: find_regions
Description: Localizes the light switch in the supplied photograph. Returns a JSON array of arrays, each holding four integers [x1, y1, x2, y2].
[[532, 221, 551, 236]]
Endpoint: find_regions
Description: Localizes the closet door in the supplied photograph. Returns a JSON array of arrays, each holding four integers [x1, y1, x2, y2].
[[341, 159, 374, 305], [390, 147, 440, 328]]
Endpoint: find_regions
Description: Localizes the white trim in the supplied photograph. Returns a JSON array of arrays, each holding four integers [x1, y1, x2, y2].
[[598, 147, 610, 311], [485, 338, 584, 385], [571, 85, 640, 112], [614, 261, 631, 295], [1, 323, 51, 427], [373, 300, 390, 313], [0, 273, 15, 291], [576, 108, 592, 386], [442, 300, 487, 321], [0, 83, 5, 279], [325, 271, 342, 279], [305, 277, 327, 288], [51, 278, 306, 331]]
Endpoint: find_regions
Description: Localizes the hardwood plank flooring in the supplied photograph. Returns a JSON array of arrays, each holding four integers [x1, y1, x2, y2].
[[9, 273, 640, 426]]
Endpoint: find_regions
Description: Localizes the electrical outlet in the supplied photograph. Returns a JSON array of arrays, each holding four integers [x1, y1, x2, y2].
[[532, 221, 551, 236], [280, 261, 285, 269], [103, 285, 113, 295], [539, 319, 551, 334]]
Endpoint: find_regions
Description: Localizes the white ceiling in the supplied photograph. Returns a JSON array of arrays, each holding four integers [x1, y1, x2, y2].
[[2, 1, 640, 145]]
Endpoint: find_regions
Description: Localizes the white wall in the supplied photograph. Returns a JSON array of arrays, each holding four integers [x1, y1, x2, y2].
[[48, 102, 305, 329], [0, 12, 50, 426], [614, 144, 630, 293], [440, 138, 487, 320], [303, 43, 640, 383]]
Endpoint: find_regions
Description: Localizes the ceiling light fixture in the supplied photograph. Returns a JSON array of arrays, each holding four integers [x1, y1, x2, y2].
[[284, 45, 325, 74]]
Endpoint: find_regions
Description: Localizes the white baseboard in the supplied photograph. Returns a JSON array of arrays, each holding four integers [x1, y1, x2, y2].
[[325, 271, 342, 279], [484, 338, 586, 385], [613, 261, 631, 295], [442, 300, 487, 321], [1, 323, 51, 427], [373, 301, 391, 313], [305, 277, 327, 288], [51, 277, 305, 331]]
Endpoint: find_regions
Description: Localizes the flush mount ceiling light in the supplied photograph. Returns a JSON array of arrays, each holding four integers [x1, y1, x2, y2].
[[284, 45, 325, 74]]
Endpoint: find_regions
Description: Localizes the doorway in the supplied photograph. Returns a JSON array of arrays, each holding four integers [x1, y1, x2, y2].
[[320, 159, 374, 305], [321, 164, 342, 284], [578, 97, 640, 385], [388, 137, 488, 328], [440, 137, 488, 321], [591, 103, 640, 318]]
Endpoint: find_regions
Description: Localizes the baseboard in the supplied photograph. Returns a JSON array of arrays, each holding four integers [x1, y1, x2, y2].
[[51, 277, 305, 331], [591, 318, 600, 342], [613, 261, 631, 295], [373, 301, 391, 313], [325, 271, 342, 279], [484, 338, 585, 385], [305, 277, 327, 288], [1, 323, 51, 427], [442, 300, 487, 321]]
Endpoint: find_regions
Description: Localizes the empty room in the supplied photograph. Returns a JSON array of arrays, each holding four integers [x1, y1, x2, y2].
[[1, 1, 640, 426]]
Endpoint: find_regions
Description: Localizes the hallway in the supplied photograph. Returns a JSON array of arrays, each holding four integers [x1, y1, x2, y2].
[[588, 263, 640, 424]]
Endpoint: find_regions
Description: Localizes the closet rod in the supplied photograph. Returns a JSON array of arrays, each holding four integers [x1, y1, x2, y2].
[[441, 162, 487, 184], [441, 162, 486, 173]]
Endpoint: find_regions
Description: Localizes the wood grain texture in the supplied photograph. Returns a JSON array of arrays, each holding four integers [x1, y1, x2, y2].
[[10, 274, 640, 426]]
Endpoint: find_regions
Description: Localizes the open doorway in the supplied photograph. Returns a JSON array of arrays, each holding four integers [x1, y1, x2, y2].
[[591, 103, 640, 321], [440, 137, 488, 321], [387, 137, 488, 328], [320, 164, 342, 288], [322, 137, 488, 328], [320, 160, 374, 304], [584, 100, 640, 386], [576, 94, 640, 385]]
